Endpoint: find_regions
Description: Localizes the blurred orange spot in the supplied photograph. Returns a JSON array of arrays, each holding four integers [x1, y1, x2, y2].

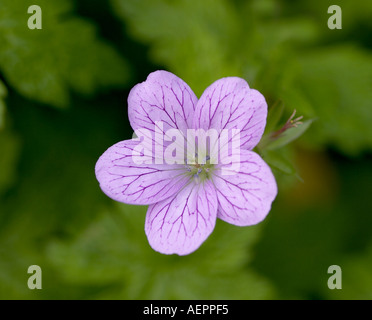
[[283, 148, 339, 208]]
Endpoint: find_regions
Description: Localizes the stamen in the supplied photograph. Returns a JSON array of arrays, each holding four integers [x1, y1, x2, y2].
[[270, 109, 304, 139], [185, 153, 213, 181]]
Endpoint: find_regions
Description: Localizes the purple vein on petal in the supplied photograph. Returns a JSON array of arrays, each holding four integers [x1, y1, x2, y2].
[[212, 149, 277, 226], [145, 180, 218, 255], [95, 139, 190, 205], [192, 77, 267, 151]]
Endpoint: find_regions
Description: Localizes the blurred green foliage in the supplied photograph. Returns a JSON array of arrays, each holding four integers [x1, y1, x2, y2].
[[47, 204, 274, 299], [0, 0, 371, 299], [0, 81, 6, 128], [0, 0, 129, 107]]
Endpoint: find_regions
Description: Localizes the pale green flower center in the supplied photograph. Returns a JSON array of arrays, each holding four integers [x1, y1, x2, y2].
[[185, 154, 214, 181]]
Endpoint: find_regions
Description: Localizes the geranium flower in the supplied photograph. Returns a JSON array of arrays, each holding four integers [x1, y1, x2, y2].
[[95, 70, 277, 255]]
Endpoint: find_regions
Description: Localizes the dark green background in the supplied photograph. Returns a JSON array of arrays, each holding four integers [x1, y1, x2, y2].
[[0, 0, 371, 299]]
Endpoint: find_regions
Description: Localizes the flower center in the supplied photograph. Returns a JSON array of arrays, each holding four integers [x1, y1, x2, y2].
[[185, 154, 214, 181]]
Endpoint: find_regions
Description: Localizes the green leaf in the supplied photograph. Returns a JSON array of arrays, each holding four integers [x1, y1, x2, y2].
[[262, 149, 296, 176], [0, 0, 130, 108]]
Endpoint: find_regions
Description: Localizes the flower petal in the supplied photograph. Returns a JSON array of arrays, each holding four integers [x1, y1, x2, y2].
[[95, 139, 189, 205], [145, 180, 218, 255], [193, 77, 267, 150], [128, 70, 198, 136], [213, 149, 277, 226]]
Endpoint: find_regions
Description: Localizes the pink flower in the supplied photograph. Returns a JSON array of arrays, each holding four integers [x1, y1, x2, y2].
[[95, 71, 277, 255]]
